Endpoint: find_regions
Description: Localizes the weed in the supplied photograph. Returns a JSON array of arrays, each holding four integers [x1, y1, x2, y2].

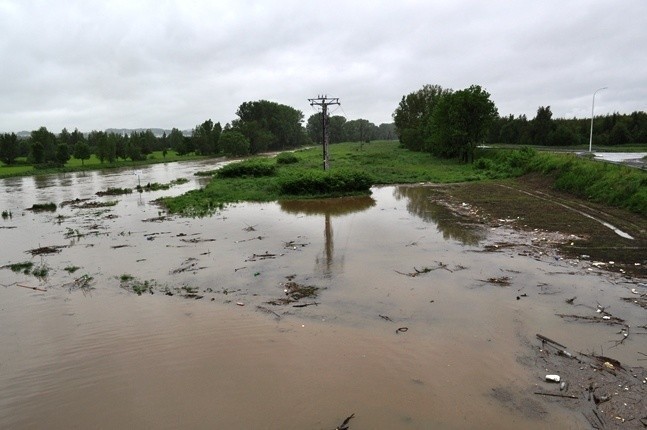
[[4, 261, 34, 274], [276, 152, 299, 165], [28, 202, 57, 212], [32, 264, 49, 279], [64, 266, 80, 273]]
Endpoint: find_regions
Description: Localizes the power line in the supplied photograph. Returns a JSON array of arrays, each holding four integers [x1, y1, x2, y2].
[[308, 95, 340, 171]]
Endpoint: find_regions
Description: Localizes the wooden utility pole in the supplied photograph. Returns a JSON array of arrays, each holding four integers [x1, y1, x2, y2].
[[308, 95, 340, 170]]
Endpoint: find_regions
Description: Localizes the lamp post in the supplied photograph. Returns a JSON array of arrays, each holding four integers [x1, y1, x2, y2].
[[589, 86, 607, 152]]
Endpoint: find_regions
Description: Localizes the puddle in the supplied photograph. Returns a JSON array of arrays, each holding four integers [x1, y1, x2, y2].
[[0, 163, 645, 429]]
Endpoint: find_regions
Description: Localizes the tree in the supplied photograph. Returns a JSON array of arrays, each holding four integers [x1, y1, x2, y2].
[[608, 122, 631, 146], [168, 128, 185, 154], [392, 84, 452, 151], [232, 100, 306, 153], [427, 85, 498, 162], [30, 126, 57, 165], [344, 119, 377, 142], [55, 143, 71, 166], [88, 131, 108, 163], [306, 113, 324, 144], [192, 119, 221, 155], [0, 133, 19, 165], [531, 106, 554, 145], [73, 141, 91, 165], [220, 130, 250, 156], [377, 123, 396, 140]]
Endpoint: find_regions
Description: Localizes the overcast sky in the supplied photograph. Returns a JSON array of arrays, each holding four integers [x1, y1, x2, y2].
[[1, 0, 645, 133]]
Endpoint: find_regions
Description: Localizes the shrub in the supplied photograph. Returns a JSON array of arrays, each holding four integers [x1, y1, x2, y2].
[[276, 152, 299, 165], [278, 169, 373, 196], [217, 160, 276, 178]]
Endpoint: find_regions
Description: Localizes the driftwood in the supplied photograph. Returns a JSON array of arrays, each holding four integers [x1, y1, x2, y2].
[[292, 302, 319, 308], [536, 333, 566, 349], [335, 413, 355, 430], [26, 245, 65, 256], [533, 391, 578, 399], [18, 284, 47, 292]]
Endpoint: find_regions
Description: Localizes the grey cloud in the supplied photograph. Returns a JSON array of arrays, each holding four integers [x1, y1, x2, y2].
[[0, 0, 645, 133]]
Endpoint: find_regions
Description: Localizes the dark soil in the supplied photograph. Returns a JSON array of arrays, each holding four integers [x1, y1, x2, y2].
[[428, 176, 647, 278]]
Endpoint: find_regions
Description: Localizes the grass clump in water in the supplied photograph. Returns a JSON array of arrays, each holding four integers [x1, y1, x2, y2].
[[118, 274, 154, 295], [32, 264, 49, 279], [96, 187, 132, 196], [64, 265, 80, 273], [3, 261, 34, 274], [28, 202, 57, 212]]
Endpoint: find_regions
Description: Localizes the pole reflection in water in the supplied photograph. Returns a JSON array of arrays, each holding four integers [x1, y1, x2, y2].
[[279, 196, 375, 276]]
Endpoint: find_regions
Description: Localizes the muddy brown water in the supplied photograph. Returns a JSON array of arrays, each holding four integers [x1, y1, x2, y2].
[[1, 161, 645, 429]]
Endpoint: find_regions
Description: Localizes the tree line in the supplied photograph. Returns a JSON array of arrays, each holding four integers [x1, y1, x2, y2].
[[489, 108, 647, 147], [393, 83, 647, 163], [0, 99, 396, 167]]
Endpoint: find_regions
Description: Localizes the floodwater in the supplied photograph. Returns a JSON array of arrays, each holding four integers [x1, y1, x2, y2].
[[1, 161, 644, 429]]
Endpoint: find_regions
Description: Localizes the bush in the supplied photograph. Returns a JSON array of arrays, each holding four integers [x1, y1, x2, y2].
[[220, 131, 250, 157], [217, 160, 276, 178], [278, 169, 373, 196], [276, 152, 299, 165]]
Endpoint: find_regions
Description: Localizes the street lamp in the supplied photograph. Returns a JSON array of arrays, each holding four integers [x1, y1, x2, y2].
[[589, 86, 607, 152]]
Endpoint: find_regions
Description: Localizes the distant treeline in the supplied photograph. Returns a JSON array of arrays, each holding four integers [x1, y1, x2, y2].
[[488, 107, 647, 146], [0, 99, 396, 167]]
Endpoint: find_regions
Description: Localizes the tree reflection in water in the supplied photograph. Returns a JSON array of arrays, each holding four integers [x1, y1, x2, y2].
[[393, 185, 485, 246]]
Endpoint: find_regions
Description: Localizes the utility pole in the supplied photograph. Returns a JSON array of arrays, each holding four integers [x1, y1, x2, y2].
[[308, 95, 340, 170]]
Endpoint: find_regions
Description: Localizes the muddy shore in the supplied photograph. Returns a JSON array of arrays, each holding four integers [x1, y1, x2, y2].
[[426, 179, 647, 429]]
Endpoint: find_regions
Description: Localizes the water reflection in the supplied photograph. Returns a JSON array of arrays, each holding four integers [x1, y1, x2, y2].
[[394, 185, 484, 245], [279, 196, 376, 276]]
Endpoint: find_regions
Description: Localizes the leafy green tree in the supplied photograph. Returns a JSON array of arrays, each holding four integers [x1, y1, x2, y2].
[[344, 119, 378, 142], [168, 128, 185, 153], [550, 123, 579, 146], [104, 133, 119, 163], [232, 100, 306, 153], [30, 127, 57, 165], [306, 114, 347, 144], [56, 143, 71, 166], [0, 133, 19, 165], [608, 121, 631, 146], [306, 113, 324, 144], [427, 85, 498, 162], [58, 128, 71, 146], [220, 130, 250, 156], [377, 123, 396, 140], [531, 106, 554, 145], [329, 116, 347, 143], [393, 84, 452, 151], [30, 140, 45, 164], [73, 141, 91, 165], [192, 119, 221, 155]]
